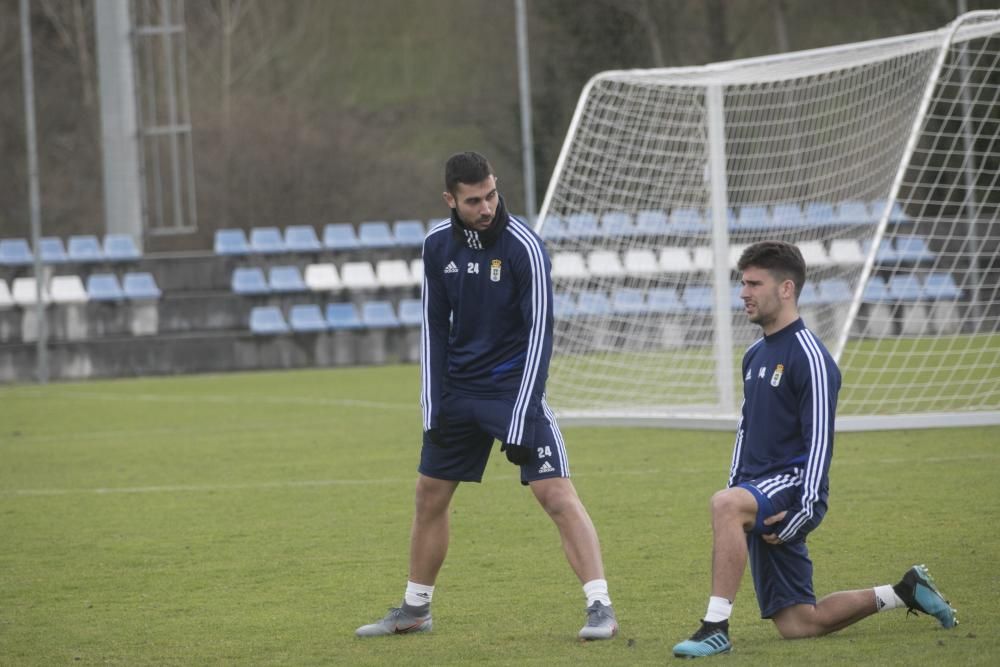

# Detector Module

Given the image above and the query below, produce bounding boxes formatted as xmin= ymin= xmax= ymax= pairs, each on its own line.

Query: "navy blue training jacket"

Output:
xmin=419 ymin=210 xmax=553 ymax=446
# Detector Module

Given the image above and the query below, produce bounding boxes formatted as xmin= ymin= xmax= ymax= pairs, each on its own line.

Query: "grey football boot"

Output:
xmin=355 ymin=603 xmax=432 ymax=637
xmin=578 ymin=601 xmax=618 ymax=640
xmin=893 ymin=564 xmax=958 ymax=629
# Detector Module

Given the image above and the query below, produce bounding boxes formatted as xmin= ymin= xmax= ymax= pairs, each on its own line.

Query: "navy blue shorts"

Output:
xmin=737 ymin=469 xmax=827 ymax=619
xmin=419 ymin=391 xmax=569 ymax=485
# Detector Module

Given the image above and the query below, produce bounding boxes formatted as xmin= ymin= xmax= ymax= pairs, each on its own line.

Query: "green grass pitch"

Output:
xmin=1 ymin=365 xmax=998 ymax=665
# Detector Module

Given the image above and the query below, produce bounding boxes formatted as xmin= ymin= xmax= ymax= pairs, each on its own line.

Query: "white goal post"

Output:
xmin=536 ymin=11 xmax=1000 ymax=431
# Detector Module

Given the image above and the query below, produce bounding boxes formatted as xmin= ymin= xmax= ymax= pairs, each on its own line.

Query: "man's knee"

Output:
xmin=772 ymin=606 xmax=820 ymax=639
xmin=531 ymin=478 xmax=582 ymax=517
xmin=414 ymin=475 xmax=456 ymax=517
xmin=710 ymin=487 xmax=757 ymax=525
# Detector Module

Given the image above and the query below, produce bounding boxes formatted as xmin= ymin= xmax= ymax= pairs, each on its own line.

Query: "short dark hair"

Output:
xmin=445 ymin=152 xmax=494 ymax=194
xmin=737 ymin=240 xmax=806 ymax=300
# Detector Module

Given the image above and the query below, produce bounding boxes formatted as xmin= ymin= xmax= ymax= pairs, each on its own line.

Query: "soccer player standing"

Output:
xmin=672 ymin=241 xmax=957 ymax=658
xmin=356 ymin=151 xmax=618 ymax=640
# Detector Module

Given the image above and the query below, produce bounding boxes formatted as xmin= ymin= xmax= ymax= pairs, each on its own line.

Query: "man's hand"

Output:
xmin=500 ymin=442 xmax=532 ymax=465
xmin=761 ymin=510 xmax=787 ymax=545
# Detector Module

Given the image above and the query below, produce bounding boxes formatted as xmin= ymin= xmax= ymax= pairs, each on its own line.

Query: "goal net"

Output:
xmin=537 ymin=11 xmax=1000 ymax=430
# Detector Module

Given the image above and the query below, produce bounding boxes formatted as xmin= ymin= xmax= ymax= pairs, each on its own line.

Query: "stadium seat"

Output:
xmin=539 ymin=215 xmax=567 ymax=241
xmin=0 ymin=238 xmax=33 ymax=266
xmin=862 ymin=275 xmax=890 ymax=302
xmin=288 ymin=304 xmax=328 ymax=332
xmin=38 ymin=237 xmax=68 ymax=264
xmin=659 ymin=247 xmax=695 ymax=273
xmin=304 ymin=263 xmax=341 ymax=291
xmin=894 ymin=236 xmax=936 ymax=263
xmin=398 ymin=298 xmax=423 ymax=326
xmin=358 ymin=221 xmax=397 ymax=249
xmin=362 ymin=300 xmax=400 ymax=328
xmin=249 ymin=306 xmax=289 ymax=335
xmin=86 ymin=273 xmax=125 ymax=301
xmin=68 ymin=235 xmax=104 ymax=263
xmin=888 ymin=273 xmax=923 ymax=301
xmin=553 ymin=292 xmax=576 ymax=319
xmin=623 ymin=249 xmax=660 ymax=275
xmin=587 ymin=250 xmax=625 ymax=278
xmin=836 ymin=201 xmax=871 ymax=225
xmin=566 ymin=213 xmax=599 ymax=240
xmin=268 ymin=265 xmax=307 ymax=293
xmin=691 ymin=247 xmax=713 ymax=272
xmin=923 ymin=272 xmax=961 ymax=300
xmin=12 ymin=277 xmax=49 ymax=305
xmin=828 ymin=239 xmax=865 ymax=265
xmin=683 ymin=285 xmax=714 ymax=311
xmin=0 ymin=279 xmax=12 ymax=309
xmin=376 ymin=259 xmax=415 ymax=288
xmin=49 ymin=275 xmax=88 ymax=304
xmin=551 ymin=252 xmax=589 ymax=280
xmin=819 ymin=278 xmax=852 ymax=304
xmin=804 ymin=202 xmax=837 ymax=227
xmin=600 ymin=212 xmax=633 ymax=236
xmin=635 ymin=210 xmax=670 ymax=236
xmin=647 ymin=287 xmax=683 ymax=313
xmin=103 ymin=234 xmax=141 ymax=261
xmin=862 ymin=238 xmax=898 ymax=264
xmin=869 ymin=199 xmax=909 ymax=225
xmin=771 ymin=203 xmax=805 ymax=229
xmin=575 ymin=290 xmax=611 ymax=316
xmin=798 ymin=282 xmax=821 ymax=306
xmin=326 ymin=302 xmax=363 ymax=330
xmin=728 ymin=244 xmax=748 ymax=268
xmin=736 ymin=205 xmax=770 ymax=231
xmin=409 ymin=258 xmax=424 ymax=285
xmin=122 ymin=272 xmax=162 ymax=300
xmin=231 ymin=267 xmax=270 ymax=295
xmin=393 ymin=220 xmax=426 ymax=247
xmin=798 ymin=240 xmax=833 ymax=267
xmin=250 ymin=227 xmax=286 ymax=254
xmin=670 ymin=208 xmax=705 ymax=234
xmin=214 ymin=228 xmax=251 ymax=255
xmin=284 ymin=225 xmax=322 ymax=253
xmin=323 ymin=223 xmax=361 ymax=251
xmin=730 ymin=284 xmax=746 ymax=310
xmin=340 ymin=261 xmax=378 ymax=290
xmin=612 ymin=288 xmax=645 ymax=314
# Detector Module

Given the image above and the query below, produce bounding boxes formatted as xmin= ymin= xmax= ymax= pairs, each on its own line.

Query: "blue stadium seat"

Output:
xmin=862 ymin=238 xmax=899 ymax=264
xmin=611 ymin=288 xmax=645 ymax=314
xmin=326 ymin=302 xmax=363 ymax=330
xmin=86 ymin=273 xmax=124 ymax=301
xmin=683 ymin=285 xmax=714 ymax=311
xmin=231 ymin=267 xmax=270 ymax=295
xmin=601 ymin=212 xmax=634 ymax=237
xmin=869 ymin=199 xmax=909 ymax=225
xmin=736 ymin=206 xmax=770 ymax=231
xmin=268 ymin=265 xmax=307 ymax=293
xmin=804 ymin=202 xmax=837 ymax=227
xmin=250 ymin=227 xmax=286 ymax=254
xmin=923 ymin=273 xmax=961 ymax=300
xmin=647 ymin=287 xmax=683 ymax=313
xmin=284 ymin=225 xmax=322 ymax=253
xmin=888 ymin=274 xmax=923 ymax=302
xmin=323 ymin=223 xmax=361 ymax=251
xmin=68 ymin=235 xmax=104 ymax=263
xmin=540 ymin=216 xmax=567 ymax=241
xmin=566 ymin=213 xmax=599 ymax=240
xmin=215 ymin=228 xmax=251 ymax=255
xmin=894 ymin=236 xmax=935 ymax=263
xmin=398 ymin=298 xmax=423 ymax=326
xmin=0 ymin=238 xmax=33 ymax=265
xmin=358 ymin=221 xmax=397 ymax=249
xmin=122 ymin=272 xmax=162 ymax=300
xmin=103 ymin=234 xmax=141 ymax=261
xmin=393 ymin=220 xmax=426 ymax=247
xmin=771 ymin=204 xmax=805 ymax=229
xmin=288 ymin=304 xmax=328 ymax=332
xmin=553 ymin=292 xmax=576 ymax=319
xmin=819 ymin=278 xmax=852 ymax=304
xmin=632 ymin=210 xmax=668 ymax=236
xmin=38 ymin=237 xmax=68 ymax=264
xmin=575 ymin=290 xmax=611 ymax=316
xmin=670 ymin=208 xmax=705 ymax=234
xmin=862 ymin=275 xmax=890 ymax=302
xmin=836 ymin=201 xmax=871 ymax=225
xmin=249 ymin=306 xmax=289 ymax=335
xmin=362 ymin=300 xmax=400 ymax=328
xmin=798 ymin=283 xmax=821 ymax=306
xmin=730 ymin=284 xmax=746 ymax=310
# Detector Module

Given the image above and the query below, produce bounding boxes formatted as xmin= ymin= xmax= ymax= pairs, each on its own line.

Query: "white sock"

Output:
xmin=874 ymin=585 xmax=904 ymax=612
xmin=404 ymin=581 xmax=434 ymax=608
xmin=704 ymin=596 xmax=733 ymax=623
xmin=583 ymin=579 xmax=612 ymax=607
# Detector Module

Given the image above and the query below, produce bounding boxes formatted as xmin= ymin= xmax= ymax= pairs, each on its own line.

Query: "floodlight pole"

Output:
xmin=20 ymin=0 xmax=48 ymax=383
xmin=515 ymin=0 xmax=537 ymax=223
